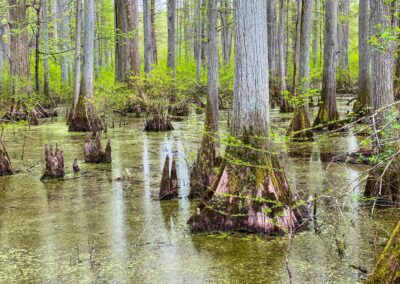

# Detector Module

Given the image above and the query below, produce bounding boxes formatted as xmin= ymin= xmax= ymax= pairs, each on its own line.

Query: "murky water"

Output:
xmin=0 ymin=98 xmax=399 ymax=283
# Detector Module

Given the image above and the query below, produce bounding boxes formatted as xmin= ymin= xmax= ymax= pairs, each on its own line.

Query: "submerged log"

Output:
xmin=189 ymin=153 xmax=303 ymax=235
xmin=0 ymin=142 xmax=13 ymax=176
xmin=83 ymin=133 xmax=112 ymax=163
xmin=41 ymin=144 xmax=65 ymax=179
xmin=144 ymin=115 xmax=174 ymax=132
xmin=366 ymin=220 xmax=400 ymax=283
xmin=159 ymin=155 xmax=179 ymax=200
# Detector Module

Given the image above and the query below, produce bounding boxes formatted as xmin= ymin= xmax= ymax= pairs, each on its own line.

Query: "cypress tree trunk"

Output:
xmin=8 ymin=0 xmax=30 ymax=89
xmin=190 ymin=0 xmax=302 ymax=235
xmin=288 ymin=0 xmax=314 ymax=141
xmin=143 ymin=0 xmax=154 ymax=73
xmin=220 ymin=0 xmax=232 ymax=66
xmin=278 ymin=0 xmax=292 ymax=113
xmin=312 ymin=0 xmax=319 ymax=67
xmin=195 ymin=0 xmax=202 ymax=82
xmin=353 ymin=0 xmax=371 ymax=116
xmin=57 ymin=0 xmax=71 ymax=85
xmin=167 ymin=0 xmax=176 ymax=73
xmin=314 ymin=0 xmax=340 ymax=130
xmin=267 ymin=0 xmax=278 ymax=99
xmin=114 ymin=0 xmax=140 ymax=84
xmin=190 ymin=0 xmax=219 ymax=199
xmin=337 ymin=0 xmax=350 ymax=93
xmin=41 ymin=0 xmax=50 ymax=97
xmin=150 ymin=0 xmax=158 ymax=65
xmin=364 ymin=0 xmax=398 ymax=204
xmin=69 ymin=0 xmax=100 ymax=132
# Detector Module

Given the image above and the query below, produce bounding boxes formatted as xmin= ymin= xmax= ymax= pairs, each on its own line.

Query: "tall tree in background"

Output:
xmin=195 ymin=0 xmax=202 ymax=82
xmin=353 ymin=0 xmax=371 ymax=116
xmin=279 ymin=0 xmax=291 ymax=113
xmin=41 ymin=0 xmax=50 ymax=97
xmin=288 ymin=0 xmax=314 ymax=141
xmin=190 ymin=0 xmax=219 ymax=199
xmin=314 ymin=0 xmax=340 ymax=129
xmin=114 ymin=0 xmax=140 ymax=84
xmin=8 ymin=0 xmax=30 ymax=91
xmin=167 ymin=0 xmax=176 ymax=73
xmin=190 ymin=0 xmax=301 ymax=235
xmin=312 ymin=0 xmax=319 ymax=67
xmin=267 ymin=0 xmax=278 ymax=98
xmin=220 ymin=0 xmax=232 ymax=66
xmin=151 ymin=0 xmax=157 ymax=65
xmin=56 ymin=0 xmax=71 ymax=84
xmin=143 ymin=0 xmax=154 ymax=73
xmin=69 ymin=0 xmax=99 ymax=132
xmin=337 ymin=0 xmax=350 ymax=92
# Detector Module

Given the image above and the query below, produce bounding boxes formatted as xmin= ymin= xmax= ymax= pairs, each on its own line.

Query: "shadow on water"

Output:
xmin=0 ymin=101 xmax=399 ymax=282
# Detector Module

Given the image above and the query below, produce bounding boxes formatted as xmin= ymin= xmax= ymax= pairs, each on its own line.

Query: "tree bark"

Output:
xmin=143 ymin=0 xmax=154 ymax=73
xmin=190 ymin=0 xmax=302 ymax=235
xmin=167 ymin=0 xmax=176 ymax=73
xmin=267 ymin=0 xmax=278 ymax=99
xmin=364 ymin=0 xmax=397 ymax=204
xmin=220 ymin=0 xmax=232 ymax=66
xmin=279 ymin=0 xmax=292 ymax=113
xmin=288 ymin=0 xmax=314 ymax=141
xmin=353 ymin=0 xmax=371 ymax=116
xmin=114 ymin=0 xmax=140 ymax=84
xmin=195 ymin=0 xmax=202 ymax=82
xmin=314 ymin=0 xmax=340 ymax=129
xmin=150 ymin=0 xmax=158 ymax=65
xmin=41 ymin=0 xmax=50 ymax=97
xmin=8 ymin=0 xmax=30 ymax=89
xmin=190 ymin=0 xmax=219 ymax=199
xmin=337 ymin=0 xmax=350 ymax=92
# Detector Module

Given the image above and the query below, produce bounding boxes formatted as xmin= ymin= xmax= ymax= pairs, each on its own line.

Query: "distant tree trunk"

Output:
xmin=41 ymin=0 xmax=50 ymax=97
xmin=190 ymin=0 xmax=219 ymax=198
xmin=183 ymin=0 xmax=190 ymax=62
xmin=279 ymin=0 xmax=292 ymax=113
xmin=267 ymin=0 xmax=278 ymax=99
xmin=353 ymin=0 xmax=371 ymax=116
xmin=150 ymin=0 xmax=158 ymax=65
xmin=57 ymin=0 xmax=71 ymax=85
xmin=220 ymin=0 xmax=232 ymax=66
xmin=34 ymin=3 xmax=41 ymax=94
xmin=314 ymin=0 xmax=340 ymax=129
xmin=364 ymin=0 xmax=397 ymax=205
xmin=167 ymin=0 xmax=176 ymax=73
xmin=8 ymin=0 xmax=30 ymax=90
xmin=69 ymin=0 xmax=99 ymax=132
xmin=337 ymin=0 xmax=350 ymax=92
xmin=72 ymin=0 xmax=82 ymax=110
xmin=195 ymin=0 xmax=202 ymax=82
xmin=143 ymin=0 xmax=154 ymax=73
xmin=190 ymin=0 xmax=302 ymax=235
xmin=114 ymin=0 xmax=140 ymax=84
xmin=312 ymin=0 xmax=319 ymax=67
xmin=288 ymin=0 xmax=314 ymax=141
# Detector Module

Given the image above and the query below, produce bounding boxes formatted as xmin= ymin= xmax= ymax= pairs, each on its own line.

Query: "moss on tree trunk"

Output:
xmin=366 ymin=220 xmax=400 ymax=283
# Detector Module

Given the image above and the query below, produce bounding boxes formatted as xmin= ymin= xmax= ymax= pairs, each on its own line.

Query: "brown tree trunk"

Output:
xmin=41 ymin=144 xmax=65 ymax=179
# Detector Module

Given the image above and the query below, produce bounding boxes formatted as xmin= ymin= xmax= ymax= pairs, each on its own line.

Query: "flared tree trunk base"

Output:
xmin=68 ymin=96 xmax=91 ymax=132
xmin=144 ymin=115 xmax=174 ymax=132
xmin=313 ymin=103 xmax=341 ymax=131
xmin=41 ymin=144 xmax=65 ymax=179
xmin=189 ymin=154 xmax=302 ymax=235
xmin=365 ymin=159 xmax=400 ymax=207
xmin=190 ymin=133 xmax=219 ymax=199
xmin=83 ymin=134 xmax=111 ymax=163
xmin=287 ymin=106 xmax=314 ymax=142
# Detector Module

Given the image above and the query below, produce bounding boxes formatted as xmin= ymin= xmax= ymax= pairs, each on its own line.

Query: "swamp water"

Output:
xmin=0 ymin=98 xmax=399 ymax=283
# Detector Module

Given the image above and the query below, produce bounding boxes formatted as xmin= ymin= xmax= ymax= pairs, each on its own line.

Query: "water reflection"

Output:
xmin=0 ymin=103 xmax=398 ymax=283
